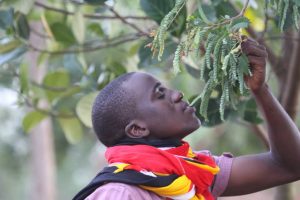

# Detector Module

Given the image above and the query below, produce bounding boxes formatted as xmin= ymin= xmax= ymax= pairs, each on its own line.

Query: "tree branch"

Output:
xmin=20 ymin=94 xmax=76 ymax=119
xmin=28 ymin=33 xmax=146 ymax=54
xmin=208 ymin=0 xmax=250 ymax=27
xmin=34 ymin=1 xmax=150 ymax=20
xmin=106 ymin=5 xmax=149 ymax=36
xmin=237 ymin=119 xmax=270 ymax=149
xmin=30 ymin=81 xmax=80 ymax=92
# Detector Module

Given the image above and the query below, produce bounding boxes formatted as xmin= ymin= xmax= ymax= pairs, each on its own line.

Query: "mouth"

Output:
xmin=182 ymin=102 xmax=196 ymax=113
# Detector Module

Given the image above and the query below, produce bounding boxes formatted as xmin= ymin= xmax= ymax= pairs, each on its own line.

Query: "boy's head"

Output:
xmin=92 ymin=72 xmax=200 ymax=146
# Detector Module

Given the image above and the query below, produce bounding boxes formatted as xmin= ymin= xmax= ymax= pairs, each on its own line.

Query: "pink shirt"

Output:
xmin=86 ymin=153 xmax=233 ymax=200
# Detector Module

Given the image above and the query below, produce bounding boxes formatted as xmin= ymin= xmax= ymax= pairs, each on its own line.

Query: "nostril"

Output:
xmin=180 ymin=92 xmax=184 ymax=99
xmin=172 ymin=91 xmax=184 ymax=103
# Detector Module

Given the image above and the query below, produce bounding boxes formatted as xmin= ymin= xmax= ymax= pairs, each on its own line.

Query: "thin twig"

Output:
xmin=34 ymin=2 xmax=150 ymax=20
xmin=28 ymin=33 xmax=145 ymax=54
xmin=258 ymin=1 xmax=270 ymax=41
xmin=106 ymin=5 xmax=149 ymax=36
xmin=264 ymin=35 xmax=300 ymax=41
xmin=30 ymin=25 xmax=51 ymax=39
xmin=208 ymin=0 xmax=250 ymax=28
xmin=30 ymin=81 xmax=80 ymax=92
xmin=236 ymin=119 xmax=270 ymax=149
xmin=20 ymin=93 xmax=76 ymax=118
xmin=240 ymin=0 xmax=250 ymax=16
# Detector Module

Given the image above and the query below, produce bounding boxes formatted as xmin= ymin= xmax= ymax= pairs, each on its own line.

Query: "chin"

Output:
xmin=181 ymin=121 xmax=200 ymax=136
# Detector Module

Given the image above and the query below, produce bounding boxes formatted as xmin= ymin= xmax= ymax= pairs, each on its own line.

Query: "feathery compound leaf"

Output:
xmin=198 ymin=3 xmax=210 ymax=24
xmin=222 ymin=54 xmax=230 ymax=75
xmin=200 ymin=79 xmax=216 ymax=121
xmin=229 ymin=53 xmax=238 ymax=84
xmin=229 ymin=17 xmax=250 ymax=32
xmin=204 ymin=33 xmax=218 ymax=69
xmin=237 ymin=64 xmax=245 ymax=95
xmin=212 ymin=34 xmax=226 ymax=82
xmin=185 ymin=27 xmax=197 ymax=56
xmin=173 ymin=43 xmax=184 ymax=75
xmin=280 ymin=0 xmax=289 ymax=31
xmin=219 ymin=89 xmax=226 ymax=121
xmin=152 ymin=0 xmax=187 ymax=60
xmin=193 ymin=28 xmax=207 ymax=52
xmin=293 ymin=4 xmax=300 ymax=30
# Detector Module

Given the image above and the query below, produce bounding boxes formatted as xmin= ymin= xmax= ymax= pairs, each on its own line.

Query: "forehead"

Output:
xmin=122 ymin=72 xmax=158 ymax=95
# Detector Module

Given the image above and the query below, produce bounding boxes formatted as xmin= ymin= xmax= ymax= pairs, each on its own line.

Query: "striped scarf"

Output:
xmin=105 ymin=141 xmax=220 ymax=200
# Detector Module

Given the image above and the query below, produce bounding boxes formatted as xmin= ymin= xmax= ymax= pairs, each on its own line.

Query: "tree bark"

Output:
xmin=29 ymin=114 xmax=56 ymax=200
xmin=275 ymin=30 xmax=300 ymax=200
xmin=28 ymin=20 xmax=57 ymax=200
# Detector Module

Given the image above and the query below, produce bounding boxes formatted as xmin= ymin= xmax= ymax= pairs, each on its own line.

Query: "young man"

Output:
xmin=73 ymin=39 xmax=300 ymax=200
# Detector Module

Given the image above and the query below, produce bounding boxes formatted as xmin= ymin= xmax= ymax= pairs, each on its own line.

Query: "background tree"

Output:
xmin=0 ymin=0 xmax=299 ymax=199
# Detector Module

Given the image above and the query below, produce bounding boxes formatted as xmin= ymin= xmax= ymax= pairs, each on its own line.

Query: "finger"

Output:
xmin=244 ymin=37 xmax=258 ymax=44
xmin=247 ymin=55 xmax=267 ymax=66
xmin=242 ymin=43 xmax=268 ymax=58
xmin=241 ymin=39 xmax=265 ymax=49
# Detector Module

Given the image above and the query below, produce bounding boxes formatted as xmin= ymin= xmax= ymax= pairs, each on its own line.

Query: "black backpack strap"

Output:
xmin=72 ymin=166 xmax=179 ymax=200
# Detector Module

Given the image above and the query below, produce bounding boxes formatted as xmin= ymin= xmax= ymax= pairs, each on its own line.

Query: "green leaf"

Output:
xmin=22 ymin=111 xmax=48 ymax=132
xmin=44 ymin=10 xmax=65 ymax=26
xmin=294 ymin=0 xmax=300 ymax=6
xmin=215 ymin=1 xmax=238 ymax=18
xmin=198 ymin=3 xmax=210 ymax=24
xmin=4 ymin=0 xmax=34 ymax=14
xmin=37 ymin=52 xmax=49 ymax=66
xmin=238 ymin=53 xmax=250 ymax=74
xmin=19 ymin=63 xmax=29 ymax=94
xmin=140 ymin=0 xmax=186 ymax=36
xmin=239 ymin=98 xmax=263 ymax=124
xmin=185 ymin=63 xmax=200 ymax=79
xmin=72 ymin=10 xmax=85 ymax=44
xmin=0 ymin=39 xmax=22 ymax=54
xmin=110 ymin=62 xmax=127 ymax=76
xmin=87 ymin=23 xmax=104 ymax=37
xmin=138 ymin=39 xmax=177 ymax=68
xmin=15 ymin=12 xmax=30 ymax=39
xmin=63 ymin=54 xmax=83 ymax=82
xmin=42 ymin=70 xmax=70 ymax=102
xmin=50 ymin=22 xmax=77 ymax=46
xmin=0 ymin=8 xmax=14 ymax=30
xmin=229 ymin=17 xmax=250 ymax=32
xmin=140 ymin=0 xmax=174 ymax=24
xmin=84 ymin=0 xmax=107 ymax=5
xmin=0 ymin=46 xmax=27 ymax=66
xmin=189 ymin=95 xmax=228 ymax=127
xmin=76 ymin=92 xmax=98 ymax=127
xmin=58 ymin=117 xmax=83 ymax=144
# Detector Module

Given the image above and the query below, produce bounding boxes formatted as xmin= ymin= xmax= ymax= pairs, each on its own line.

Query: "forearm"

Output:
xmin=252 ymin=84 xmax=300 ymax=174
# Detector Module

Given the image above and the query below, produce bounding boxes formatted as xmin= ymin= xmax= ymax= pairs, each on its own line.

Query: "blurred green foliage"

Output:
xmin=0 ymin=0 xmax=299 ymax=199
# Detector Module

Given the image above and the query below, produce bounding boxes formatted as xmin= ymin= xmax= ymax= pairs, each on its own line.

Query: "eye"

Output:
xmin=155 ymin=87 xmax=165 ymax=99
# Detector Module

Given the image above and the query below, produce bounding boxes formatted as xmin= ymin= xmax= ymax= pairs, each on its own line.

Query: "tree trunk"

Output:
xmin=28 ymin=20 xmax=57 ymax=200
xmin=275 ymin=30 xmax=300 ymax=200
xmin=29 ymin=114 xmax=56 ymax=200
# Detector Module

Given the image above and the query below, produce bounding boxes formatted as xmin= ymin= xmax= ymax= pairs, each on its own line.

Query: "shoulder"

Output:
xmin=195 ymin=150 xmax=234 ymax=197
xmin=85 ymin=182 xmax=164 ymax=200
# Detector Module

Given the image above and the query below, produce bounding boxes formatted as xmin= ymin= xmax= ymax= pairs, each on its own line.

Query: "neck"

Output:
xmin=114 ymin=137 xmax=182 ymax=147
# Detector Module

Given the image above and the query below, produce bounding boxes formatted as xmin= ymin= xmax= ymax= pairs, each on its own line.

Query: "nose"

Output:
xmin=171 ymin=90 xmax=184 ymax=103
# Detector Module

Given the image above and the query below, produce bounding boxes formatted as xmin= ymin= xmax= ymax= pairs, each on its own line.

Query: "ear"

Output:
xmin=125 ymin=120 xmax=150 ymax=138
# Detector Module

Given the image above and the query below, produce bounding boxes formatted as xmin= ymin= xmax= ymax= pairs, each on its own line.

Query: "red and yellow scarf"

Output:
xmin=105 ymin=141 xmax=220 ymax=200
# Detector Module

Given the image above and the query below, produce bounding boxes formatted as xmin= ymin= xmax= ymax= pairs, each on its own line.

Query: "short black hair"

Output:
xmin=92 ymin=72 xmax=137 ymax=146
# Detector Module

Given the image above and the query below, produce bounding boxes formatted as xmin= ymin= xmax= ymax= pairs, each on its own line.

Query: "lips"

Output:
xmin=181 ymin=102 xmax=196 ymax=113
xmin=181 ymin=101 xmax=188 ymax=111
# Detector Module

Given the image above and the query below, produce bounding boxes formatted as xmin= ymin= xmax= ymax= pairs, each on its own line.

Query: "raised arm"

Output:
xmin=222 ymin=39 xmax=300 ymax=196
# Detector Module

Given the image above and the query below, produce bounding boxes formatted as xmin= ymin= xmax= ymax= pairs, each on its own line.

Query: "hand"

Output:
xmin=241 ymin=37 xmax=268 ymax=93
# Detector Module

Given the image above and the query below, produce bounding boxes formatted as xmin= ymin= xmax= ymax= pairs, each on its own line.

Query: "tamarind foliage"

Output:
xmin=268 ymin=0 xmax=300 ymax=31
xmin=150 ymin=0 xmax=300 ymax=123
